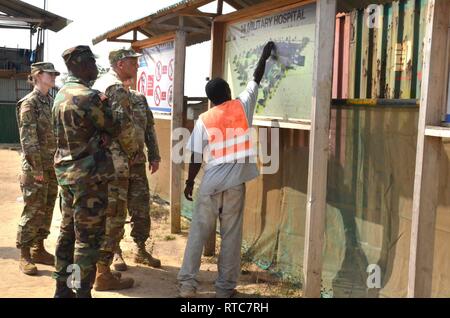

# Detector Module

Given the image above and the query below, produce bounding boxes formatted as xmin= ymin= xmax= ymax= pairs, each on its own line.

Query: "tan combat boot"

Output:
xmin=19 ymin=247 xmax=38 ymax=275
xmin=111 ymin=247 xmax=127 ymax=272
xmin=31 ymin=240 xmax=55 ymax=266
xmin=111 ymin=270 xmax=122 ymax=279
xmin=93 ymin=263 xmax=134 ymax=291
xmin=134 ymin=242 xmax=161 ymax=268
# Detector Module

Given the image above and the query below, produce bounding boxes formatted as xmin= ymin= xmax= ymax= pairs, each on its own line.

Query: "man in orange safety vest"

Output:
xmin=178 ymin=41 xmax=275 ymax=298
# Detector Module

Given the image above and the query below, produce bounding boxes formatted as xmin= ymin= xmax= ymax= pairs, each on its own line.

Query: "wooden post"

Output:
xmin=170 ymin=29 xmax=186 ymax=234
xmin=217 ymin=0 xmax=223 ymax=15
xmin=303 ymin=0 xmax=336 ymax=298
xmin=202 ymin=20 xmax=226 ymax=257
xmin=210 ymin=21 xmax=226 ymax=81
xmin=407 ymin=0 xmax=450 ymax=298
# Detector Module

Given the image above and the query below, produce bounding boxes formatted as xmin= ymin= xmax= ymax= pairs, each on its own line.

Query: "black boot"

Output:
xmin=54 ymin=280 xmax=76 ymax=298
xmin=75 ymin=288 xmax=92 ymax=298
xmin=75 ymin=271 xmax=95 ymax=298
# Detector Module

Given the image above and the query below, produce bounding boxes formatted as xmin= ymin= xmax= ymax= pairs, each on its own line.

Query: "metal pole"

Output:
xmin=29 ymin=27 xmax=32 ymax=51
xmin=43 ymin=0 xmax=47 ymax=61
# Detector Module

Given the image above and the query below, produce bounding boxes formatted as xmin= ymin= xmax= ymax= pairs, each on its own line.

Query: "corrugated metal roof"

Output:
xmin=0 ymin=0 xmax=71 ymax=32
xmin=92 ymin=0 xmax=268 ymax=46
xmin=0 ymin=78 xmax=30 ymax=102
xmin=92 ymin=0 xmax=398 ymax=46
xmin=92 ymin=0 xmax=215 ymax=45
xmin=337 ymin=0 xmax=396 ymax=13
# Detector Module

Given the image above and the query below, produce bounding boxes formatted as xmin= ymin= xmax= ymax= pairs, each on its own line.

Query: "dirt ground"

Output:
xmin=0 ymin=147 xmax=299 ymax=298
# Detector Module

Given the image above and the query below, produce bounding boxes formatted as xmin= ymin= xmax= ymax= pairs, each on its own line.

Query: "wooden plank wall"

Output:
xmin=333 ymin=13 xmax=350 ymax=98
xmin=303 ymin=0 xmax=337 ymax=298
xmin=408 ymin=0 xmax=450 ymax=297
xmin=333 ymin=0 xmax=429 ymax=99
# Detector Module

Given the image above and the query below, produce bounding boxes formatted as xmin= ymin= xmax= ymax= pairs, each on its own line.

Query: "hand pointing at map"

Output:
xmin=253 ymin=41 xmax=276 ymax=85
xmin=262 ymin=41 xmax=275 ymax=60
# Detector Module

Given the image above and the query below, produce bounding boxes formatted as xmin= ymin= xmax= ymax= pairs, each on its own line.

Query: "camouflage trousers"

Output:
xmin=16 ymin=169 xmax=58 ymax=248
xmin=53 ymin=182 xmax=108 ymax=290
xmin=128 ymin=163 xmax=150 ymax=244
xmin=97 ymin=163 xmax=151 ymax=265
xmin=98 ymin=177 xmax=128 ymax=266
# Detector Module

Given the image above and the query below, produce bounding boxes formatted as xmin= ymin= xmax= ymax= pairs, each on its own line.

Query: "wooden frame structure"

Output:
xmin=302 ymin=0 xmax=336 ymax=298
xmin=209 ymin=0 xmax=450 ymax=298
xmin=210 ymin=0 xmax=336 ymax=297
xmin=0 ymin=0 xmax=71 ymax=32
xmin=93 ymin=0 xmax=268 ymax=238
xmin=132 ymin=28 xmax=187 ymax=235
xmin=95 ymin=0 xmax=220 ymax=236
xmin=93 ymin=0 xmax=450 ymax=298
xmin=212 ymin=0 xmax=318 ymax=130
xmin=407 ymin=0 xmax=450 ymax=298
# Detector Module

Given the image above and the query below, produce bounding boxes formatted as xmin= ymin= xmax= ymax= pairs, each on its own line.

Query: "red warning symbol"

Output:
xmin=155 ymin=61 xmax=162 ymax=81
xmin=154 ymin=85 xmax=161 ymax=106
xmin=147 ymin=75 xmax=154 ymax=96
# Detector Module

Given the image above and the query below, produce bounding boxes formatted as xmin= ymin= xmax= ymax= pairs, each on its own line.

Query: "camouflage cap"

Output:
xmin=62 ymin=45 xmax=97 ymax=64
xmin=109 ymin=48 xmax=142 ymax=65
xmin=30 ymin=62 xmax=60 ymax=76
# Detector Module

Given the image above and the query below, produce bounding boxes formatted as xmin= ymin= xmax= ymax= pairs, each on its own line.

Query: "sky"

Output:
xmin=0 ymin=0 xmax=234 ymax=96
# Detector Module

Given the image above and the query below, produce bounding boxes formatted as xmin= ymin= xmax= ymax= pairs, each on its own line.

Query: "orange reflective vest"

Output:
xmin=200 ymin=99 xmax=255 ymax=166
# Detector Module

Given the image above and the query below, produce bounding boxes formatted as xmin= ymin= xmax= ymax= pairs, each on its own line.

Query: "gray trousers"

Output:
xmin=178 ymin=183 xmax=245 ymax=292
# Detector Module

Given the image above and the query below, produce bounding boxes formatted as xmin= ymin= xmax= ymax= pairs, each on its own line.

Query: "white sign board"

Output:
xmin=223 ymin=3 xmax=316 ymax=121
xmin=137 ymin=41 xmax=175 ymax=114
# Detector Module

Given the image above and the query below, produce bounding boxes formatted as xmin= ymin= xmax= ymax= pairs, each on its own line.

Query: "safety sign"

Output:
xmin=137 ymin=40 xmax=175 ymax=114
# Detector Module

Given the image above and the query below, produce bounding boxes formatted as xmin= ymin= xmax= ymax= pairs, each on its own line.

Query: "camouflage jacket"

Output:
xmin=16 ymin=88 xmax=57 ymax=176
xmin=129 ymin=90 xmax=161 ymax=164
xmin=93 ymin=70 xmax=138 ymax=178
xmin=52 ymin=75 xmax=116 ymax=185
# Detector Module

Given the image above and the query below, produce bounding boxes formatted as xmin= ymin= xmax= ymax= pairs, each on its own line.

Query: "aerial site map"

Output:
xmin=223 ymin=2 xmax=316 ymax=121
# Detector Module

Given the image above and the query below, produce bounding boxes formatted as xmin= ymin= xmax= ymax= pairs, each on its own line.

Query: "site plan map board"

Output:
xmin=223 ymin=2 xmax=316 ymax=121
xmin=137 ymin=41 xmax=175 ymax=115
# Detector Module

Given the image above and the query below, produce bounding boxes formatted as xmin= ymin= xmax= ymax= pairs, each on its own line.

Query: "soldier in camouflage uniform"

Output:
xmin=111 ymin=86 xmax=162 ymax=272
xmin=52 ymin=46 xmax=120 ymax=298
xmin=16 ymin=62 xmax=60 ymax=276
xmin=91 ymin=48 xmax=140 ymax=291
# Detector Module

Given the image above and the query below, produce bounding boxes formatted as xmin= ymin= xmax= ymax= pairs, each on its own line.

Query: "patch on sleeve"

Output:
xmin=19 ymin=102 xmax=33 ymax=115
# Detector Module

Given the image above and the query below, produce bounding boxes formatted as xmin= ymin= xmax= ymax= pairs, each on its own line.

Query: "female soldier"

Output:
xmin=16 ymin=62 xmax=59 ymax=275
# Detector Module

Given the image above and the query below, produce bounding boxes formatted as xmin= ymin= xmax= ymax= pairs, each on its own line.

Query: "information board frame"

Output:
xmin=212 ymin=0 xmax=317 ymax=130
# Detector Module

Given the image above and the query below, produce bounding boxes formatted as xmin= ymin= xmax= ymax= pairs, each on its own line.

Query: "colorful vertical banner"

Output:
xmin=137 ymin=41 xmax=175 ymax=114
